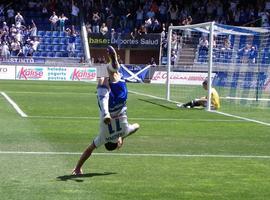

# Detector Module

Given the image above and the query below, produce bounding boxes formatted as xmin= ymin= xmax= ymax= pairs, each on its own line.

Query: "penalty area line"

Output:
xmin=0 ymin=151 xmax=270 ymax=159
xmin=212 ymin=110 xmax=270 ymax=127
xmin=0 ymin=92 xmax=28 ymax=117
xmin=27 ymin=115 xmax=246 ymax=122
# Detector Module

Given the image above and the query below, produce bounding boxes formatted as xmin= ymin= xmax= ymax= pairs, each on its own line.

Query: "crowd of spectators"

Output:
xmin=82 ymin=0 xmax=270 ymax=36
xmin=0 ymin=12 xmax=39 ymax=58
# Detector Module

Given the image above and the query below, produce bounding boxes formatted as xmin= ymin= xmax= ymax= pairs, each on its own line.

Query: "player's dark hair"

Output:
xmin=104 ymin=142 xmax=118 ymax=151
xmin=202 ymin=80 xmax=208 ymax=86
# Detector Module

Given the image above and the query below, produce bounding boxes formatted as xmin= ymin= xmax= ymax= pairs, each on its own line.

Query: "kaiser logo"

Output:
xmin=71 ymin=68 xmax=96 ymax=81
xmin=17 ymin=67 xmax=44 ymax=80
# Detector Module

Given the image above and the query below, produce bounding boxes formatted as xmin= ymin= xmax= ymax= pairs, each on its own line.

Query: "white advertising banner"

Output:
xmin=0 ymin=65 xmax=16 ymax=80
xmin=15 ymin=66 xmax=97 ymax=81
xmin=151 ymin=71 xmax=215 ymax=85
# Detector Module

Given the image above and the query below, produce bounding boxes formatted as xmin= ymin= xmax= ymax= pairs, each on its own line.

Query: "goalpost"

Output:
xmin=166 ymin=22 xmax=270 ymax=124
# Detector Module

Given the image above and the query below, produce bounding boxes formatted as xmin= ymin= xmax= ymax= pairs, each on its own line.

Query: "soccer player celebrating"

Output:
xmin=177 ymin=80 xmax=220 ymax=110
xmin=72 ymin=46 xmax=140 ymax=175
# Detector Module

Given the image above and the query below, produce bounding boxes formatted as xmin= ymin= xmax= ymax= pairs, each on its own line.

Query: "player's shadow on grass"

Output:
xmin=138 ymin=98 xmax=174 ymax=110
xmin=57 ymin=172 xmax=117 ymax=182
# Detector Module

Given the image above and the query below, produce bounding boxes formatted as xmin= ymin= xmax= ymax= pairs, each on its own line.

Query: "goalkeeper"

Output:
xmin=72 ymin=46 xmax=140 ymax=175
xmin=177 ymin=80 xmax=220 ymax=110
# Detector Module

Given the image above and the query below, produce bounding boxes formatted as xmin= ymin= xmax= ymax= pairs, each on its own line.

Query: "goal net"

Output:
xmin=165 ymin=22 xmax=270 ymax=125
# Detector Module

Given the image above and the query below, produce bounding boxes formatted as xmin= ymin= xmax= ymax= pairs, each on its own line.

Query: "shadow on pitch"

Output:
xmin=57 ymin=172 xmax=117 ymax=182
xmin=138 ymin=98 xmax=174 ymax=110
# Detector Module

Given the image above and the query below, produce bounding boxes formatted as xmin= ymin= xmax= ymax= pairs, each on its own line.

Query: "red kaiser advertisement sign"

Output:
xmin=68 ymin=67 xmax=97 ymax=81
xmin=151 ymin=71 xmax=215 ymax=85
xmin=16 ymin=66 xmax=47 ymax=80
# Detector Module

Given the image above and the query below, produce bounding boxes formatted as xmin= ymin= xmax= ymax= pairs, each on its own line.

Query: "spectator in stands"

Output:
xmin=151 ymin=18 xmax=161 ymax=33
xmin=223 ymin=37 xmax=231 ymax=50
xmin=22 ymin=38 xmax=31 ymax=57
xmin=85 ymin=22 xmax=92 ymax=34
xmin=258 ymin=9 xmax=270 ymax=27
xmin=66 ymin=28 xmax=76 ymax=57
xmin=158 ymin=2 xmax=168 ymax=23
xmin=10 ymin=24 xmax=17 ymax=38
xmin=135 ymin=6 xmax=144 ymax=28
xmin=59 ymin=13 xmax=68 ymax=32
xmin=1 ymin=41 xmax=10 ymax=59
xmin=130 ymin=27 xmax=139 ymax=39
xmin=238 ymin=44 xmax=251 ymax=63
xmin=2 ymin=22 xmax=9 ymax=32
xmin=71 ymin=0 xmax=80 ymax=25
xmin=49 ymin=11 xmax=58 ymax=31
xmin=30 ymin=20 xmax=37 ymax=37
xmin=100 ymin=23 xmax=108 ymax=35
xmin=149 ymin=56 xmax=157 ymax=67
xmin=15 ymin=12 xmax=24 ymax=28
xmin=92 ymin=11 xmax=100 ymax=33
xmin=168 ymin=4 xmax=179 ymax=25
xmin=199 ymin=36 xmax=209 ymax=52
xmin=42 ymin=4 xmax=48 ymax=18
xmin=30 ymin=37 xmax=40 ymax=56
xmin=10 ymin=39 xmax=21 ymax=56
xmin=249 ymin=46 xmax=257 ymax=64
xmin=171 ymin=50 xmax=177 ymax=65
xmin=138 ymin=24 xmax=147 ymax=35
xmin=6 ymin=7 xmax=15 ymax=25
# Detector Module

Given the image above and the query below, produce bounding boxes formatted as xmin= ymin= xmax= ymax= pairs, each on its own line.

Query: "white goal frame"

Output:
xmin=166 ymin=21 xmax=215 ymax=111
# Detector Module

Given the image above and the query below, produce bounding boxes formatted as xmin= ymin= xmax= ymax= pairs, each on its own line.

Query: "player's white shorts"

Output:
xmin=93 ymin=113 xmax=136 ymax=148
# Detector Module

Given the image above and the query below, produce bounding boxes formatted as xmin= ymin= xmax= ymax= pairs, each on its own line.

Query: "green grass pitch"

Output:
xmin=0 ymin=80 xmax=270 ymax=200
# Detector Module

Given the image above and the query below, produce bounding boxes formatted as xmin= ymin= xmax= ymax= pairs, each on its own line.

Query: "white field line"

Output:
xmin=0 ymin=92 xmax=28 ymax=117
xmin=222 ymin=96 xmax=270 ymax=101
xmin=129 ymin=90 xmax=270 ymax=127
xmin=27 ymin=115 xmax=245 ymax=122
xmin=129 ymin=90 xmax=180 ymax=104
xmin=212 ymin=110 xmax=270 ymax=126
xmin=4 ymin=91 xmax=95 ymax=95
xmin=0 ymin=151 xmax=270 ymax=159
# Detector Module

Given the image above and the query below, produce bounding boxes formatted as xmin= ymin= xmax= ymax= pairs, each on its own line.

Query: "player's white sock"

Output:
xmin=97 ymin=86 xmax=110 ymax=118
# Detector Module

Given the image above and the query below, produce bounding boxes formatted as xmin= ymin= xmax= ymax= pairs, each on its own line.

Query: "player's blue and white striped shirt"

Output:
xmin=109 ymin=79 xmax=127 ymax=117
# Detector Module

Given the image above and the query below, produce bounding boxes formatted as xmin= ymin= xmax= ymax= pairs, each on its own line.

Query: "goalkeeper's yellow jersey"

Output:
xmin=211 ymin=88 xmax=220 ymax=109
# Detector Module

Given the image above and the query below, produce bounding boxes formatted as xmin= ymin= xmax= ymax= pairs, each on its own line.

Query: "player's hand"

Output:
xmin=117 ymin=137 xmax=124 ymax=149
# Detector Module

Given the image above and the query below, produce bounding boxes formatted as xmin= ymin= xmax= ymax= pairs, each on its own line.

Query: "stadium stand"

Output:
xmin=0 ymin=0 xmax=270 ymax=61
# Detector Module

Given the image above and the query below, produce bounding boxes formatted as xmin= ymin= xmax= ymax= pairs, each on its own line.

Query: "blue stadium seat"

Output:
xmin=33 ymin=52 xmax=41 ymax=57
xmin=38 ymin=45 xmax=46 ymax=51
xmin=53 ymin=45 xmax=61 ymax=51
xmin=60 ymin=45 xmax=67 ymax=51
xmin=59 ymin=31 xmax=66 ymax=37
xmin=45 ymin=31 xmax=52 ymax=37
xmin=37 ymin=31 xmax=45 ymax=37
xmin=75 ymin=37 xmax=81 ymax=44
xmin=76 ymin=45 xmax=82 ymax=51
xmin=46 ymin=45 xmax=53 ymax=51
xmin=55 ymin=52 xmax=63 ymax=57
xmin=52 ymin=38 xmax=60 ymax=44
xmin=41 ymin=52 xmax=47 ymax=57
xmin=52 ymin=31 xmax=59 ymax=37
xmin=60 ymin=38 xmax=68 ymax=44
xmin=62 ymin=52 xmax=68 ymax=57
xmin=47 ymin=52 xmax=55 ymax=57
xmin=76 ymin=52 xmax=84 ymax=58
xmin=44 ymin=38 xmax=52 ymax=44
